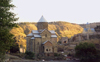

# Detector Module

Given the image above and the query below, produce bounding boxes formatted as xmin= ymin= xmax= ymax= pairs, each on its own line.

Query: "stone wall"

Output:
xmin=34 ymin=38 xmax=41 ymax=54
xmin=37 ymin=22 xmax=48 ymax=31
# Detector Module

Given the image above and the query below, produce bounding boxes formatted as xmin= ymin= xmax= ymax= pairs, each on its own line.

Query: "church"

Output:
xmin=26 ymin=16 xmax=57 ymax=57
xmin=82 ymin=22 xmax=95 ymax=34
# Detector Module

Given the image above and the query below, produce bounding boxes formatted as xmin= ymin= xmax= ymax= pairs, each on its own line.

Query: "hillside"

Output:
xmin=10 ymin=21 xmax=83 ymax=48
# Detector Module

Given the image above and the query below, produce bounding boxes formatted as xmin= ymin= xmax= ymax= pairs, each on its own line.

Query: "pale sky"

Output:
xmin=12 ymin=0 xmax=100 ymax=24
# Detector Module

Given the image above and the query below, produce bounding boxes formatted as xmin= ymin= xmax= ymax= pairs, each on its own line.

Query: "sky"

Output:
xmin=12 ymin=0 xmax=100 ymax=24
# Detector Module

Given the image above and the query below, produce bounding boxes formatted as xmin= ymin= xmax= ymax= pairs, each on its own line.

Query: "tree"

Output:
xmin=10 ymin=43 xmax=19 ymax=53
xmin=0 ymin=0 xmax=18 ymax=61
xmin=75 ymin=42 xmax=100 ymax=62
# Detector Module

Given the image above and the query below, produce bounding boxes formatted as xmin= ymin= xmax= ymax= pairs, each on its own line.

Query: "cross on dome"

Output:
xmin=38 ymin=16 xmax=47 ymax=22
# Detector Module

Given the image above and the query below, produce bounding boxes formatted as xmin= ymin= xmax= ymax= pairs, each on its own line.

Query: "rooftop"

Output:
xmin=38 ymin=16 xmax=47 ymax=22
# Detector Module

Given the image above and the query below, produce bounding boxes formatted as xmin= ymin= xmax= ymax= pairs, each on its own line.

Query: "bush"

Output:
xmin=25 ymin=51 xmax=35 ymax=59
xmin=54 ymin=53 xmax=60 ymax=56
xmin=10 ymin=44 xmax=19 ymax=53
xmin=75 ymin=42 xmax=100 ymax=62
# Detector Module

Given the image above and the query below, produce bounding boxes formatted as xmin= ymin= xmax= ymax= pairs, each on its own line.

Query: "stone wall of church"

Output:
xmin=51 ymin=38 xmax=57 ymax=53
xmin=26 ymin=36 xmax=32 ymax=51
xmin=29 ymin=39 xmax=34 ymax=52
xmin=26 ymin=37 xmax=35 ymax=52
xmin=34 ymin=38 xmax=41 ymax=54
xmin=44 ymin=42 xmax=53 ymax=53
xmin=37 ymin=22 xmax=48 ymax=31
xmin=41 ymin=30 xmax=51 ymax=43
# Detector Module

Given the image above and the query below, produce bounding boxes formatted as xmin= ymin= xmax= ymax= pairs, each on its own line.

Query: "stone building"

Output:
xmin=94 ymin=25 xmax=100 ymax=32
xmin=82 ymin=22 xmax=95 ymax=34
xmin=71 ymin=22 xmax=96 ymax=42
xmin=61 ymin=37 xmax=68 ymax=44
xmin=26 ymin=16 xmax=57 ymax=57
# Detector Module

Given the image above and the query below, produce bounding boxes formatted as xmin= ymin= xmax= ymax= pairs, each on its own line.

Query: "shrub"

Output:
xmin=75 ymin=42 xmax=100 ymax=62
xmin=25 ymin=51 xmax=35 ymax=59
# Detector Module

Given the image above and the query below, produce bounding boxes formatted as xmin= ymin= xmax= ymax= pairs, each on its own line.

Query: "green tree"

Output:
xmin=0 ymin=0 xmax=18 ymax=61
xmin=75 ymin=42 xmax=100 ymax=62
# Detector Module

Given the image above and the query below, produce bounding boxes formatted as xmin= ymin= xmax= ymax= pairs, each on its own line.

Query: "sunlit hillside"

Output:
xmin=52 ymin=21 xmax=83 ymax=38
xmin=10 ymin=26 xmax=26 ymax=48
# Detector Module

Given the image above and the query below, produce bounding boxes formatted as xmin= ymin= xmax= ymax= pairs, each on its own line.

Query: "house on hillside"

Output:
xmin=26 ymin=16 xmax=58 ymax=57
xmin=94 ymin=25 xmax=100 ymax=32
xmin=82 ymin=22 xmax=95 ymax=34
xmin=61 ymin=37 xmax=68 ymax=44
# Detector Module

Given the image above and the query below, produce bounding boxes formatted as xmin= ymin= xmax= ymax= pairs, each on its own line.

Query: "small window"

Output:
xmin=45 ymin=34 xmax=47 ymax=37
xmin=49 ymin=49 xmax=51 ymax=51
xmin=37 ymin=42 xmax=39 ymax=45
xmin=64 ymin=41 xmax=66 ymax=43
xmin=46 ymin=49 xmax=48 ymax=51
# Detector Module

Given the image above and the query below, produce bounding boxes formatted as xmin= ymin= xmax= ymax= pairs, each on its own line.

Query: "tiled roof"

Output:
xmin=34 ymin=35 xmax=41 ymax=37
xmin=91 ymin=28 xmax=95 ymax=32
xmin=84 ymin=28 xmax=95 ymax=32
xmin=49 ymin=30 xmax=56 ymax=34
xmin=51 ymin=35 xmax=57 ymax=37
xmin=31 ymin=37 xmax=35 ymax=39
xmin=27 ymin=33 xmax=33 ymax=36
xmin=86 ymin=22 xmax=90 ymax=25
xmin=42 ymin=41 xmax=52 ymax=44
xmin=40 ymin=29 xmax=46 ymax=33
xmin=84 ymin=28 xmax=88 ymax=31
xmin=32 ymin=30 xmax=39 ymax=33
xmin=38 ymin=16 xmax=47 ymax=22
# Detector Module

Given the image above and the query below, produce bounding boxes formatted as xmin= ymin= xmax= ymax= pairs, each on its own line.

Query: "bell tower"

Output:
xmin=37 ymin=16 xmax=48 ymax=32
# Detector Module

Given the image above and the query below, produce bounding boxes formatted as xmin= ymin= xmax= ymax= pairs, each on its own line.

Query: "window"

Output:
xmin=45 ymin=34 xmax=47 ymax=37
xmin=64 ymin=41 xmax=66 ymax=43
xmin=49 ymin=49 xmax=51 ymax=51
xmin=46 ymin=49 xmax=48 ymax=51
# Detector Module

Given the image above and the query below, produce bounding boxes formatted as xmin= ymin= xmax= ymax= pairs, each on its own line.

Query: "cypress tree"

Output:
xmin=0 ymin=0 xmax=18 ymax=61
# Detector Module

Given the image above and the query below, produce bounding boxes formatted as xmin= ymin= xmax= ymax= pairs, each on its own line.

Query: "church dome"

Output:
xmin=38 ymin=16 xmax=47 ymax=22
xmin=37 ymin=16 xmax=48 ymax=31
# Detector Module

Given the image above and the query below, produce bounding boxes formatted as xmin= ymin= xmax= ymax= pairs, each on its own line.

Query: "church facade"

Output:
xmin=26 ymin=16 xmax=57 ymax=57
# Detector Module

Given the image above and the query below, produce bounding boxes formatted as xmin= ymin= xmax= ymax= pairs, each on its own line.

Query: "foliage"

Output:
xmin=54 ymin=53 xmax=60 ymax=56
xmin=57 ymin=41 xmax=61 ymax=44
xmin=67 ymin=53 xmax=72 ymax=56
xmin=75 ymin=42 xmax=100 ymax=62
xmin=10 ymin=43 xmax=19 ymax=53
xmin=0 ymin=0 xmax=18 ymax=61
xmin=10 ymin=25 xmax=26 ymax=49
xmin=54 ymin=53 xmax=65 ymax=60
xmin=25 ymin=51 xmax=35 ymax=59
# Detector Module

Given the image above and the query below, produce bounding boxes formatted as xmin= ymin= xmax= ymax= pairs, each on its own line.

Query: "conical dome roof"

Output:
xmin=38 ymin=16 xmax=47 ymax=22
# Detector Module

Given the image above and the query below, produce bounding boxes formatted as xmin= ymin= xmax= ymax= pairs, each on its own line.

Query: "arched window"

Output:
xmin=64 ymin=41 xmax=66 ymax=43
xmin=46 ymin=49 xmax=48 ymax=51
xmin=45 ymin=34 xmax=47 ymax=37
